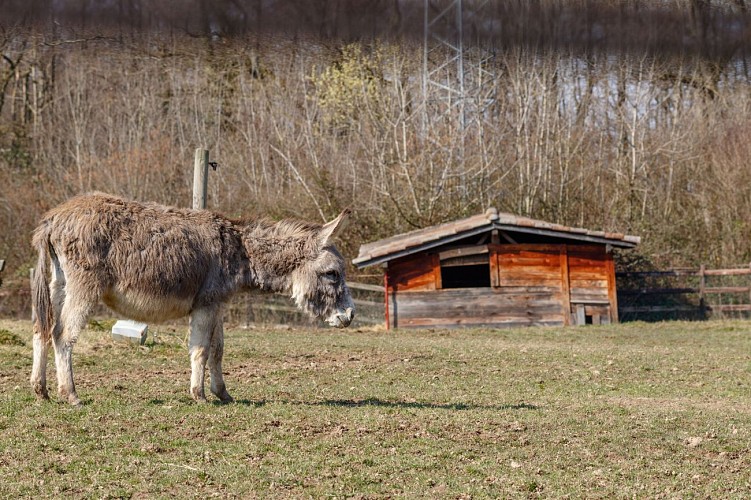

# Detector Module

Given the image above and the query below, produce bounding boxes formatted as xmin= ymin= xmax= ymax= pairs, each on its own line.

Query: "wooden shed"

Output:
xmin=353 ymin=208 xmax=640 ymax=329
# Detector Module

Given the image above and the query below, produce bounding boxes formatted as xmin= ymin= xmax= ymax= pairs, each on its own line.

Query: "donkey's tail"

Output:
xmin=32 ymin=225 xmax=53 ymax=342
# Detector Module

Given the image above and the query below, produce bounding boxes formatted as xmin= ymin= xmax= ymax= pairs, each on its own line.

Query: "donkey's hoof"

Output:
xmin=32 ymin=383 xmax=50 ymax=401
xmin=217 ymin=392 xmax=234 ymax=404
xmin=58 ymin=389 xmax=82 ymax=406
xmin=211 ymin=385 xmax=234 ymax=403
xmin=66 ymin=395 xmax=83 ymax=407
xmin=190 ymin=387 xmax=208 ymax=404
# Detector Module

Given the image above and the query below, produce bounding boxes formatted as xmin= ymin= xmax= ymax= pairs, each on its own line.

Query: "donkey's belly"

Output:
xmin=102 ymin=288 xmax=193 ymax=322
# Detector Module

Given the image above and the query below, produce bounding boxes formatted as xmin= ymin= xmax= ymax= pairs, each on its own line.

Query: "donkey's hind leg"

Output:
xmin=31 ymin=258 xmax=66 ymax=400
xmin=31 ymin=331 xmax=51 ymax=400
xmin=31 ymin=308 xmax=56 ymax=400
xmin=188 ymin=306 xmax=216 ymax=403
xmin=208 ymin=313 xmax=233 ymax=403
xmin=53 ymin=287 xmax=95 ymax=406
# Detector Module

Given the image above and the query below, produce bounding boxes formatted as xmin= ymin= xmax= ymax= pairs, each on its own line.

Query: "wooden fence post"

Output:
xmin=699 ymin=264 xmax=706 ymax=318
xmin=30 ymin=267 xmax=35 ymax=323
xmin=111 ymin=148 xmax=210 ymax=343
xmin=193 ymin=148 xmax=209 ymax=210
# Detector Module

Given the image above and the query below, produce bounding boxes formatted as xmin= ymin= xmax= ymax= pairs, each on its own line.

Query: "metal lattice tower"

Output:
xmin=423 ymin=0 xmax=496 ymax=133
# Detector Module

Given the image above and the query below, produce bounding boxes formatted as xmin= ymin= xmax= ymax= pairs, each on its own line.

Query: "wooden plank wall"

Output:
xmin=567 ymin=246 xmax=609 ymax=303
xmin=389 ymin=287 xmax=566 ymax=328
xmin=385 ymin=243 xmax=618 ymax=328
xmin=385 ymin=253 xmax=440 ymax=292
xmin=493 ymin=244 xmax=565 ymax=288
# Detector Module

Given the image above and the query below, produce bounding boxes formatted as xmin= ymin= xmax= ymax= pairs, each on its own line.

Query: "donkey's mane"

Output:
xmin=226 ymin=215 xmax=320 ymax=237
xmin=272 ymin=219 xmax=322 ymax=239
xmin=239 ymin=217 xmax=323 ymax=248
xmin=237 ymin=217 xmax=324 ymax=283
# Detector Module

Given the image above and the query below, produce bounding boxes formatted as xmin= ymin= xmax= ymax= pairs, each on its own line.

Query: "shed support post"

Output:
xmin=491 ymin=229 xmax=500 ymax=245
xmin=384 ymin=270 xmax=390 ymax=330
xmin=560 ymin=245 xmax=571 ymax=326
xmin=575 ymin=304 xmax=585 ymax=326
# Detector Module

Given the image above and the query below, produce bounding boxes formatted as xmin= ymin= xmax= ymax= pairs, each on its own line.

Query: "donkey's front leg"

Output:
xmin=188 ymin=306 xmax=216 ymax=403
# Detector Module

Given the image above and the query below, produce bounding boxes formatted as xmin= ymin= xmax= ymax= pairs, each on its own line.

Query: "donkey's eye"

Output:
xmin=324 ymin=270 xmax=340 ymax=282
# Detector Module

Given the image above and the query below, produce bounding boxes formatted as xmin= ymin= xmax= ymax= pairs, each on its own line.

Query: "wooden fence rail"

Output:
xmin=6 ymin=267 xmax=751 ymax=324
xmin=617 ymin=268 xmax=751 ymax=278
xmin=223 ymin=281 xmax=386 ymax=327
xmin=616 ymin=264 xmax=751 ymax=318
xmin=347 ymin=282 xmax=384 ymax=293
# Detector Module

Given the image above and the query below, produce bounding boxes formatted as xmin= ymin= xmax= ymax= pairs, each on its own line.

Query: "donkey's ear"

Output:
xmin=318 ymin=208 xmax=351 ymax=247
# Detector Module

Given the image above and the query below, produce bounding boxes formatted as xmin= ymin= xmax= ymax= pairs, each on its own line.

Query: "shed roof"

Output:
xmin=354 ymin=208 xmax=640 ymax=268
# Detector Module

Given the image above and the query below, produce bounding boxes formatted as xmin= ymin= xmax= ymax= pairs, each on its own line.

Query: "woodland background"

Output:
xmin=3 ymin=1 xmax=751 ymax=310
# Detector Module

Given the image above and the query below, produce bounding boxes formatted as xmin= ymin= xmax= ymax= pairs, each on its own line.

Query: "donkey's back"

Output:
xmin=34 ymin=192 xmax=242 ymax=322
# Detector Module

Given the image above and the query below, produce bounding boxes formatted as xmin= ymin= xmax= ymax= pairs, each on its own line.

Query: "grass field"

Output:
xmin=0 ymin=318 xmax=750 ymax=498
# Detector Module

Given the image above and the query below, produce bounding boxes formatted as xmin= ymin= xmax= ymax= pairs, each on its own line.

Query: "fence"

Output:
xmin=223 ymin=282 xmax=386 ymax=328
xmin=238 ymin=265 xmax=751 ymax=327
xmin=617 ymin=264 xmax=751 ymax=321
xmin=7 ymin=266 xmax=751 ymax=326
xmin=228 ymin=266 xmax=751 ymax=326
xmin=0 ymin=280 xmax=386 ymax=327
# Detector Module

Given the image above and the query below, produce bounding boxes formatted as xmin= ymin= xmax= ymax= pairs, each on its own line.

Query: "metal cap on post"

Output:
xmin=193 ymin=148 xmax=209 ymax=210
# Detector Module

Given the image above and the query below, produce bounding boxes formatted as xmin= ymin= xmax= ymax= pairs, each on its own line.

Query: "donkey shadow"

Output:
xmin=228 ymin=398 xmax=539 ymax=412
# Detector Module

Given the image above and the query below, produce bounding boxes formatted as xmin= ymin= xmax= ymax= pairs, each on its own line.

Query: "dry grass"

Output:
xmin=1 ymin=318 xmax=750 ymax=498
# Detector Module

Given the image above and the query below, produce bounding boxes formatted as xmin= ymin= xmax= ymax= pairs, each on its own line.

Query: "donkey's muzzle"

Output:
xmin=328 ymin=307 xmax=355 ymax=328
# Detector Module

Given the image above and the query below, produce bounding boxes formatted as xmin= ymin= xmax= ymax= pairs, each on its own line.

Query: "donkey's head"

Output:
xmin=290 ymin=210 xmax=355 ymax=328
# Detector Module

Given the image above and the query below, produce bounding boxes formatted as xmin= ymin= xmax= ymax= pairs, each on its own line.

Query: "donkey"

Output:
xmin=31 ymin=192 xmax=354 ymax=405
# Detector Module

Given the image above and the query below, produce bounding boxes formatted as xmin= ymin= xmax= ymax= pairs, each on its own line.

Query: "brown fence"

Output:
xmin=223 ymin=268 xmax=751 ymax=325
xmin=0 ymin=276 xmax=387 ymax=328
xmin=617 ymin=265 xmax=751 ymax=321
xmin=6 ymin=268 xmax=751 ymax=325
xmin=223 ymin=282 xmax=386 ymax=328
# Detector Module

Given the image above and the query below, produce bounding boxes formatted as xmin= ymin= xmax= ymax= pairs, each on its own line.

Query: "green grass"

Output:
xmin=1 ymin=318 xmax=750 ymax=498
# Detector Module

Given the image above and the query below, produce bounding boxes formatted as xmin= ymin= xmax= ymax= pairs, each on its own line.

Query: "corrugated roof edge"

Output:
xmin=353 ymin=208 xmax=640 ymax=268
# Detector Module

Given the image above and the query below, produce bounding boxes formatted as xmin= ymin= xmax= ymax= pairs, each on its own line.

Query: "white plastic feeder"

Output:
xmin=112 ymin=320 xmax=148 ymax=345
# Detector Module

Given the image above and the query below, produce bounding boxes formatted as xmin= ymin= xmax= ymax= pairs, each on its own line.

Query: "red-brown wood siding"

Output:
xmin=567 ymin=246 xmax=609 ymax=301
xmin=384 ymin=243 xmax=619 ymax=328
xmin=495 ymin=244 xmax=566 ymax=288
xmin=388 ymin=287 xmax=566 ymax=328
xmin=567 ymin=245 xmax=616 ymax=323
xmin=385 ymin=253 xmax=439 ymax=292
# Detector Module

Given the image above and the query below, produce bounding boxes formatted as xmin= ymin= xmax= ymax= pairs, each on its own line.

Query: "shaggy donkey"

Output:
xmin=31 ymin=192 xmax=354 ymax=405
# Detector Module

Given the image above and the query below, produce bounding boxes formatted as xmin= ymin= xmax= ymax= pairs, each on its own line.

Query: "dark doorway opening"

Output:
xmin=441 ymin=263 xmax=491 ymax=288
